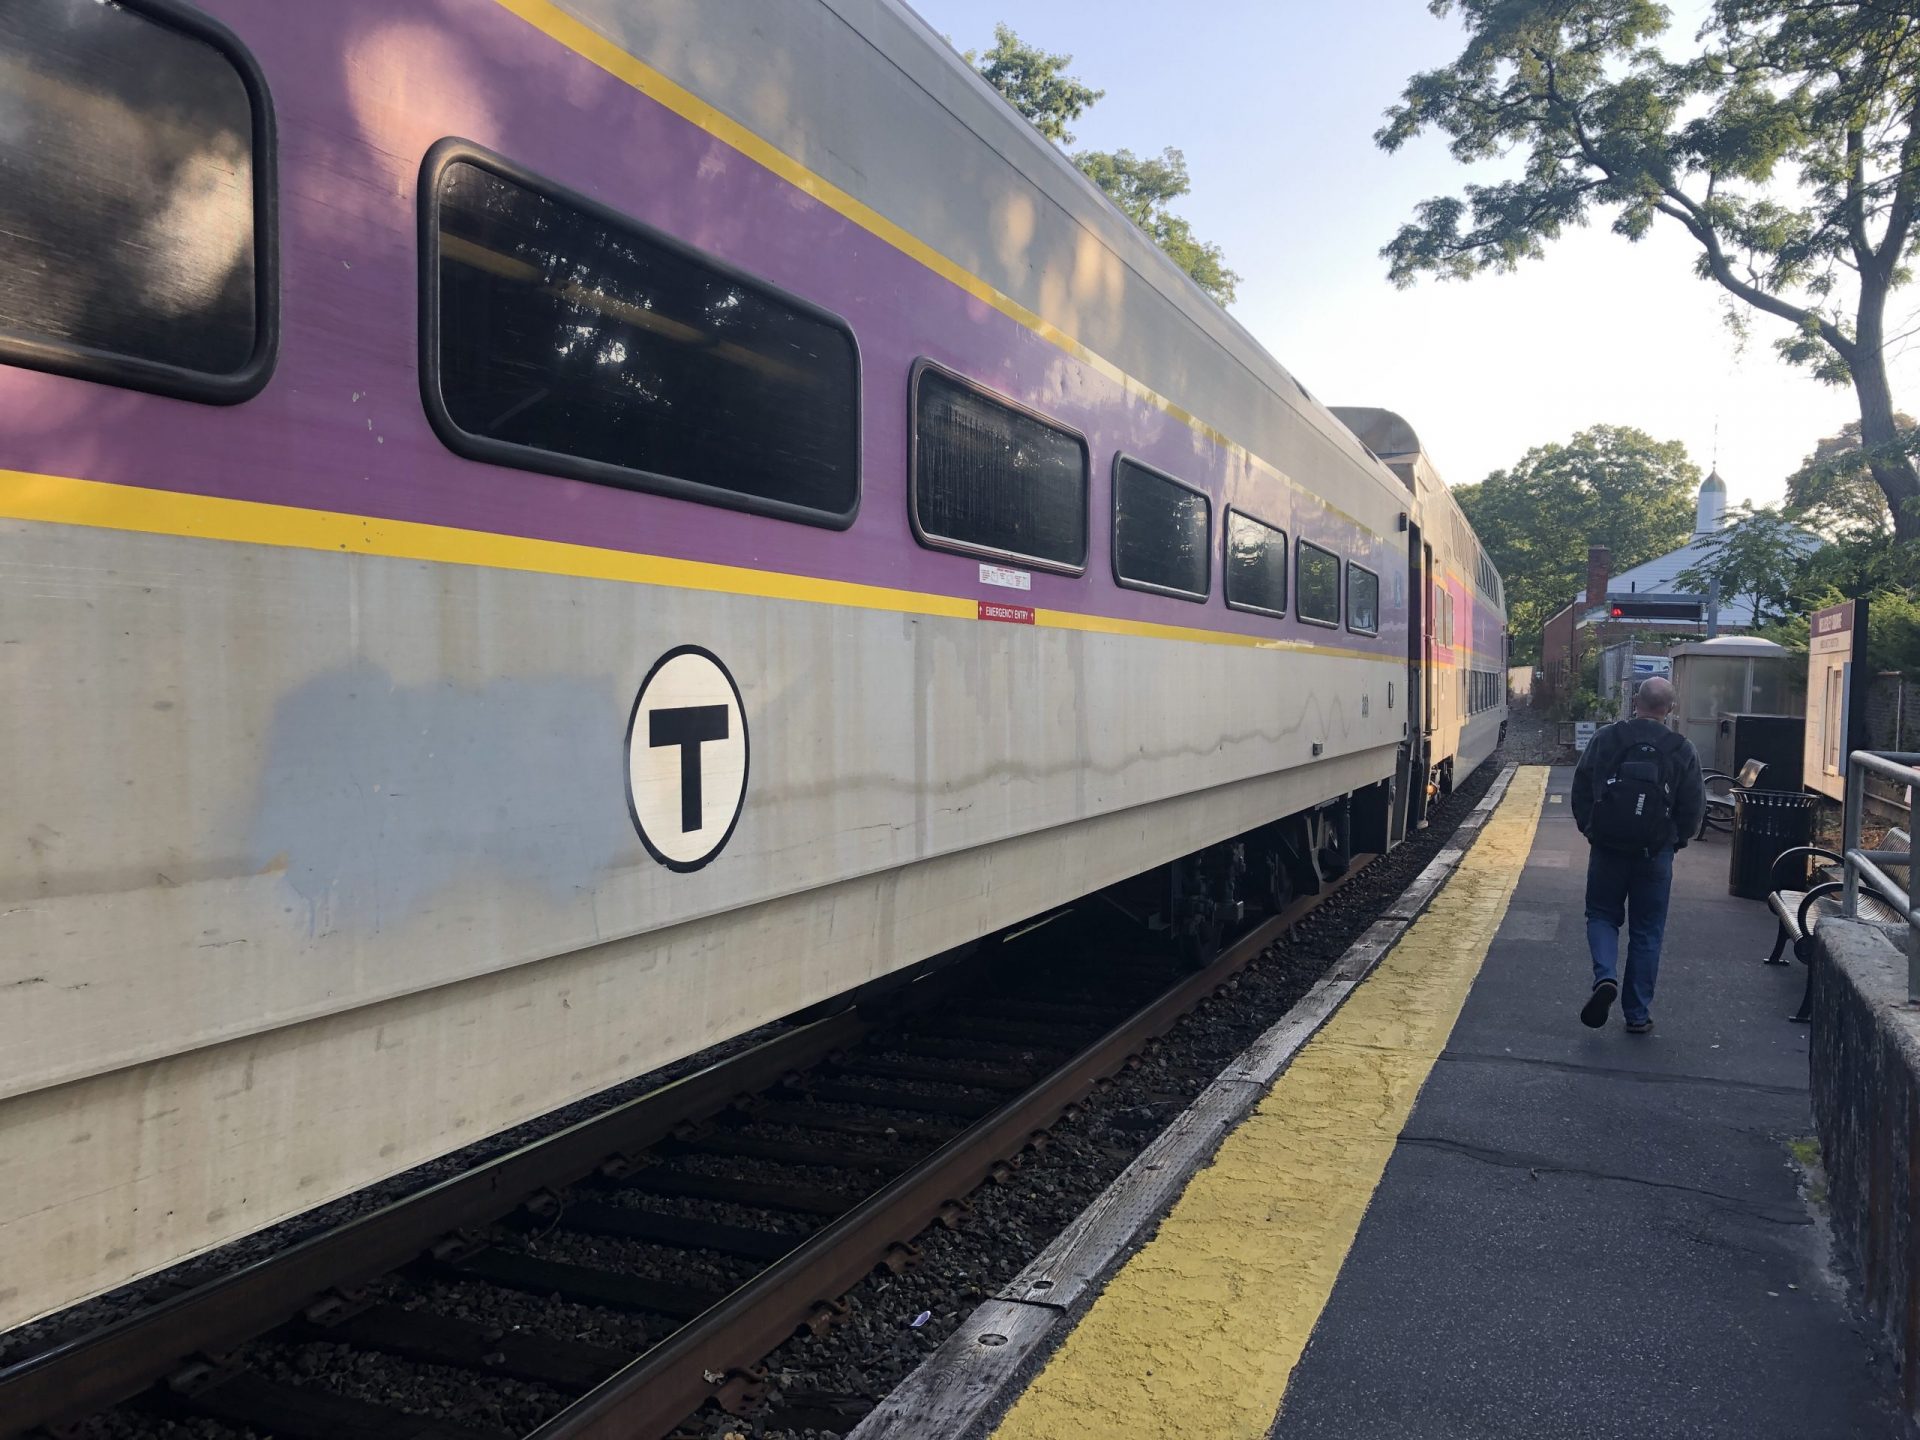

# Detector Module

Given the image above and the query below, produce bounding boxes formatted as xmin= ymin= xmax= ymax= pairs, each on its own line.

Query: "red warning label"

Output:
xmin=977 ymin=600 xmax=1036 ymax=625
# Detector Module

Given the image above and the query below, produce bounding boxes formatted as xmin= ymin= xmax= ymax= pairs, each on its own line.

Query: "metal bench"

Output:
xmin=1766 ymin=826 xmax=1909 ymax=1022
xmin=1699 ymin=758 xmax=1769 ymax=838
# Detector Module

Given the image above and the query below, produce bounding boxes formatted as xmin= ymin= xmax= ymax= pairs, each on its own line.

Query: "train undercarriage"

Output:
xmin=1100 ymin=777 xmax=1397 ymax=968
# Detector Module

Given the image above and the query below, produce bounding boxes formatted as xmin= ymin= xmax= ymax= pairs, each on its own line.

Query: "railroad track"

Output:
xmin=2 ymin=867 xmax=1375 ymax=1440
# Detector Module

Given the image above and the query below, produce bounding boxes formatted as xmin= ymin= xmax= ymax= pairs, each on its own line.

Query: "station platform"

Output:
xmin=985 ymin=764 xmax=1899 ymax=1439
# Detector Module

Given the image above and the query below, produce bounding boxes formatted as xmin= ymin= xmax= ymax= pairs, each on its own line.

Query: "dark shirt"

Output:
xmin=1570 ymin=716 xmax=1706 ymax=852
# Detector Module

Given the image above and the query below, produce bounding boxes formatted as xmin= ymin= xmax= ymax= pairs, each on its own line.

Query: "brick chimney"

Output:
xmin=1586 ymin=545 xmax=1612 ymax=610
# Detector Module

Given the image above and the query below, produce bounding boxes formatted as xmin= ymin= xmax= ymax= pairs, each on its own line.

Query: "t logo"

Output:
xmin=625 ymin=648 xmax=749 ymax=872
xmin=649 ymin=704 xmax=729 ymax=832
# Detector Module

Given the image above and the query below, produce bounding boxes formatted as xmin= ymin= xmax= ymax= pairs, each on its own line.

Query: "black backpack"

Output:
xmin=1588 ymin=728 xmax=1685 ymax=856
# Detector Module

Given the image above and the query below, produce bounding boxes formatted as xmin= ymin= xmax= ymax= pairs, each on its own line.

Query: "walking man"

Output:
xmin=1570 ymin=676 xmax=1704 ymax=1034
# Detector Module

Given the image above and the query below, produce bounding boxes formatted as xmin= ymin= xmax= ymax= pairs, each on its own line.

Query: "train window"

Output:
xmin=911 ymin=361 xmax=1088 ymax=571
xmin=1114 ymin=457 xmax=1210 ymax=601
xmin=1296 ymin=540 xmax=1340 ymax=627
xmin=1223 ymin=508 xmax=1287 ymax=618
xmin=0 ymin=0 xmax=276 ymax=402
xmin=425 ymin=144 xmax=861 ymax=527
xmin=1347 ymin=564 xmax=1380 ymax=636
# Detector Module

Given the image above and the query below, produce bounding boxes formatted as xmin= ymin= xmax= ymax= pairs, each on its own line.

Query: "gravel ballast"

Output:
xmin=723 ymin=757 xmax=1506 ymax=1439
xmin=21 ymin=750 xmax=1507 ymax=1440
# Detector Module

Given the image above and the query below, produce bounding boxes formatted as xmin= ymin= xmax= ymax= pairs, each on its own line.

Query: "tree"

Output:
xmin=966 ymin=26 xmax=1240 ymax=306
xmin=1453 ymin=424 xmax=1699 ymax=663
xmin=1378 ymin=1 xmax=1920 ymax=541
xmin=1073 ymin=149 xmax=1240 ymax=304
xmin=1674 ymin=502 xmax=1816 ymax=626
xmin=1785 ymin=415 xmax=1919 ymax=540
xmin=964 ymin=24 xmax=1102 ymax=144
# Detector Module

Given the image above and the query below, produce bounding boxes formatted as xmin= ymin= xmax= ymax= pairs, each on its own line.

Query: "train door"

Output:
xmin=1399 ymin=524 xmax=1430 ymax=835
xmin=1423 ymin=542 xmax=1438 ymax=743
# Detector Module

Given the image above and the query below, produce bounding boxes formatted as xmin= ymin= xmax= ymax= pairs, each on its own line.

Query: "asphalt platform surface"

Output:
xmin=1270 ymin=765 xmax=1900 ymax=1440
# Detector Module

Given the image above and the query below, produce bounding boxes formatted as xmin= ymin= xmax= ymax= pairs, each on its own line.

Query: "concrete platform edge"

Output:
xmin=848 ymin=764 xmax=1520 ymax=1440
xmin=1811 ymin=917 xmax=1920 ymax=1435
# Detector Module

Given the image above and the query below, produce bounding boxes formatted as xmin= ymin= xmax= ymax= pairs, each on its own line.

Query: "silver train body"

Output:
xmin=0 ymin=0 xmax=1505 ymax=1328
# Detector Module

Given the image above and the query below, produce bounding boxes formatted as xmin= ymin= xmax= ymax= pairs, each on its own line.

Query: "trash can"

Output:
xmin=1728 ymin=789 xmax=1818 ymax=900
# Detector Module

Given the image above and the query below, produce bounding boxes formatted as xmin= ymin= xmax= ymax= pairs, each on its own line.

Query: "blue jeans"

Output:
xmin=1585 ymin=845 xmax=1674 ymax=1025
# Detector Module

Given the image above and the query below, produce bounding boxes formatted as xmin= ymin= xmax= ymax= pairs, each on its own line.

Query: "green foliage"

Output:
xmin=1754 ymin=608 xmax=1810 ymax=656
xmin=1567 ymin=684 xmax=1606 ymax=721
xmin=1073 ymin=147 xmax=1192 ymax=228
xmin=1785 ymin=416 xmax=1919 ymax=540
xmin=966 ymin=27 xmax=1239 ymax=306
xmin=1865 ymin=588 xmax=1920 ymax=676
xmin=1674 ymin=503 xmax=1816 ymax=626
xmin=1380 ymin=0 xmax=1920 ymax=537
xmin=1749 ymin=526 xmax=1920 ymax=676
xmin=1073 ymin=149 xmax=1241 ymax=304
xmin=964 ymin=24 xmax=1102 ymax=144
xmin=1453 ymin=424 xmax=1699 ymax=664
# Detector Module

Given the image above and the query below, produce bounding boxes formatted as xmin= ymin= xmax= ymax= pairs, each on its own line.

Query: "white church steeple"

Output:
xmin=1694 ymin=470 xmax=1727 ymax=535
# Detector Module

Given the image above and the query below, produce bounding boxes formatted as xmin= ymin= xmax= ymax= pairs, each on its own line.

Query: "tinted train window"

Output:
xmin=0 ymin=0 xmax=270 ymax=397
xmin=430 ymin=152 xmax=860 ymax=525
xmin=912 ymin=363 xmax=1088 ymax=571
xmin=1347 ymin=564 xmax=1380 ymax=636
xmin=1224 ymin=509 xmax=1287 ymax=617
xmin=1114 ymin=458 xmax=1209 ymax=600
xmin=1297 ymin=540 xmax=1340 ymax=627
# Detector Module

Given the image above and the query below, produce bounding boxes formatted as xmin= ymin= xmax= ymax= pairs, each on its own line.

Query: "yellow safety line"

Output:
xmin=0 ymin=468 xmax=1393 ymax=662
xmin=488 ymin=0 xmax=1376 ymax=537
xmin=992 ymin=766 xmax=1549 ymax=1440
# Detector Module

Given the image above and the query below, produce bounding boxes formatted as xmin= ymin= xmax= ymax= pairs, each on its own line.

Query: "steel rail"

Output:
xmin=531 ymin=861 xmax=1378 ymax=1440
xmin=3 ymin=858 xmax=1376 ymax=1439
xmin=0 ymin=1009 xmax=872 ymax=1438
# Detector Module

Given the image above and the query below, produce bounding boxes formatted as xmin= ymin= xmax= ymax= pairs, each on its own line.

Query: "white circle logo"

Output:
xmin=624 ymin=647 xmax=749 ymax=872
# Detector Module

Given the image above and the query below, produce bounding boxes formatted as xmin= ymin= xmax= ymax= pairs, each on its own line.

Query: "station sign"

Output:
xmin=1804 ymin=599 xmax=1869 ymax=803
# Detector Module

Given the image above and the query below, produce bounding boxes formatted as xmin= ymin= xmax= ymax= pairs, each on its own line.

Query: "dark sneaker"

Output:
xmin=1625 ymin=1017 xmax=1654 ymax=1035
xmin=1580 ymin=979 xmax=1618 ymax=1029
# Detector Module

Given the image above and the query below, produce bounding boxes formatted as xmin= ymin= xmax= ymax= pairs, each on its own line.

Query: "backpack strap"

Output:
xmin=1637 ymin=728 xmax=1688 ymax=793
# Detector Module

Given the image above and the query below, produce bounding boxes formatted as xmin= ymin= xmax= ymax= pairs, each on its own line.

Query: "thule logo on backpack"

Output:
xmin=1634 ymin=795 xmax=1646 ymax=816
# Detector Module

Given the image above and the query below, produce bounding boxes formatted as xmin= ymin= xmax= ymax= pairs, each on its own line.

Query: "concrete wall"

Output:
xmin=1810 ymin=919 xmax=1920 ymax=1426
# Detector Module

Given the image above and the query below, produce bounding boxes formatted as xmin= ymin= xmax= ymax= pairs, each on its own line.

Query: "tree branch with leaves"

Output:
xmin=964 ymin=26 xmax=1240 ymax=306
xmin=1453 ymin=423 xmax=1700 ymax=663
xmin=1675 ymin=502 xmax=1819 ymax=626
xmin=1379 ymin=0 xmax=1920 ymax=538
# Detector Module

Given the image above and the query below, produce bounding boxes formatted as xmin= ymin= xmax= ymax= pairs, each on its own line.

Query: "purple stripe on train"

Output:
xmin=0 ymin=0 xmax=1415 ymax=653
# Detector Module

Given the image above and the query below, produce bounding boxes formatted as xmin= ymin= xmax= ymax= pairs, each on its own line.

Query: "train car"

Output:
xmin=0 ymin=0 xmax=1504 ymax=1329
xmin=1335 ymin=408 xmax=1509 ymax=805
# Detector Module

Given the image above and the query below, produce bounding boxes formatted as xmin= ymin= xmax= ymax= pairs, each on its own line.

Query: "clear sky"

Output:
xmin=904 ymin=0 xmax=1920 ymax=508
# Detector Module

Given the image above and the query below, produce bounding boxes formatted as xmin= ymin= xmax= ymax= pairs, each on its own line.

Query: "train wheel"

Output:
xmin=1175 ymin=903 xmax=1225 ymax=971
xmin=1170 ymin=843 xmax=1244 ymax=970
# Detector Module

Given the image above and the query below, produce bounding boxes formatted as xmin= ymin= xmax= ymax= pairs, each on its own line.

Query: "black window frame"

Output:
xmin=419 ymin=138 xmax=863 ymax=530
xmin=1222 ymin=506 xmax=1288 ymax=620
xmin=907 ymin=356 xmax=1089 ymax=574
xmin=0 ymin=0 xmax=279 ymax=404
xmin=1110 ymin=453 xmax=1211 ymax=603
xmin=1295 ymin=538 xmax=1342 ymax=629
xmin=1345 ymin=561 xmax=1381 ymax=637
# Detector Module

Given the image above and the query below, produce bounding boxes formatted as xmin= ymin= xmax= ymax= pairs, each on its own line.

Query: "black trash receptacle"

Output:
xmin=1728 ymin=789 xmax=1817 ymax=900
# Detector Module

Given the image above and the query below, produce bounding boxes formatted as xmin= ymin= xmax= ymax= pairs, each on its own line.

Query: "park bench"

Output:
xmin=1764 ymin=827 xmax=1910 ymax=1022
xmin=1699 ymin=758 xmax=1770 ymax=838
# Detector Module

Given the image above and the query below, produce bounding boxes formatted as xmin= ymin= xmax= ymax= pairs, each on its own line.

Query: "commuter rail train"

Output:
xmin=0 ymin=0 xmax=1506 ymax=1329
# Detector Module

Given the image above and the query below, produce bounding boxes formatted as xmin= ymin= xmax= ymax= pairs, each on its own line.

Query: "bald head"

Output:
xmin=1636 ymin=676 xmax=1677 ymax=718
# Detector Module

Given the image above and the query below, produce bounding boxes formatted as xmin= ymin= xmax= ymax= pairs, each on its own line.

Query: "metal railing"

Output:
xmin=1842 ymin=750 xmax=1920 ymax=1002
